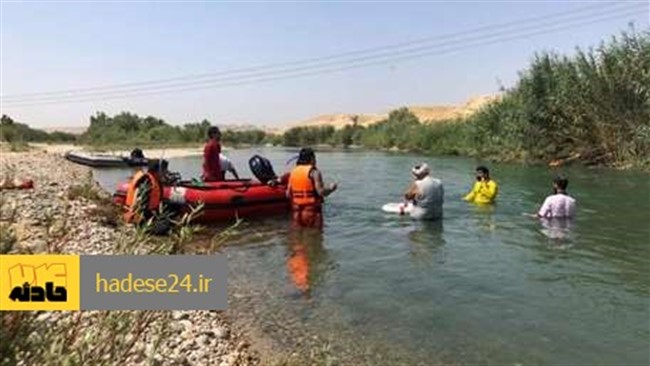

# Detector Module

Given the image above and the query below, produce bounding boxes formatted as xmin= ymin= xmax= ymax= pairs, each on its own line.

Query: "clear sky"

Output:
xmin=1 ymin=1 xmax=648 ymax=128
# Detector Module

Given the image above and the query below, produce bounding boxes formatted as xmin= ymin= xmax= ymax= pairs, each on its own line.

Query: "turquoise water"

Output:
xmin=95 ymin=148 xmax=650 ymax=365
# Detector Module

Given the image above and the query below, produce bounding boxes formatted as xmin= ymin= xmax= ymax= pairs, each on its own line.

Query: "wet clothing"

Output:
xmin=292 ymin=206 xmax=323 ymax=229
xmin=410 ymin=176 xmax=444 ymax=220
xmin=538 ymin=193 xmax=576 ymax=218
xmin=219 ymin=154 xmax=236 ymax=180
xmin=124 ymin=171 xmax=162 ymax=224
xmin=202 ymin=139 xmax=222 ymax=182
xmin=464 ymin=179 xmax=498 ymax=204
xmin=288 ymin=165 xmax=323 ymax=228
xmin=219 ymin=154 xmax=233 ymax=174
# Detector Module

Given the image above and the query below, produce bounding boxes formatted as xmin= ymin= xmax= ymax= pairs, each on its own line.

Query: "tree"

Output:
xmin=1 ymin=115 xmax=15 ymax=125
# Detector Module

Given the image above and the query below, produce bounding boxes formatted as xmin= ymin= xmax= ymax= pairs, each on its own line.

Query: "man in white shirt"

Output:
xmin=537 ymin=176 xmax=576 ymax=218
xmin=404 ymin=163 xmax=444 ymax=220
xmin=219 ymin=154 xmax=239 ymax=180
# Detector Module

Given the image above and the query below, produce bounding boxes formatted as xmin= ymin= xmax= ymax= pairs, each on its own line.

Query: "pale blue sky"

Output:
xmin=1 ymin=1 xmax=648 ymax=128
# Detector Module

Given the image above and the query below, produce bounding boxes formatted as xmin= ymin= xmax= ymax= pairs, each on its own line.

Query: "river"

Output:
xmin=94 ymin=148 xmax=650 ymax=365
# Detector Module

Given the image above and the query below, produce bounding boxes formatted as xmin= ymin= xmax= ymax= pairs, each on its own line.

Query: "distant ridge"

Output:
xmin=34 ymin=95 xmax=498 ymax=136
xmin=283 ymin=95 xmax=499 ymax=132
xmin=40 ymin=123 xmax=277 ymax=135
xmin=41 ymin=126 xmax=87 ymax=135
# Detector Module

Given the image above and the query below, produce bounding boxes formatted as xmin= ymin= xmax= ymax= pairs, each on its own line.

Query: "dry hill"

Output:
xmin=284 ymin=95 xmax=498 ymax=131
xmin=42 ymin=126 xmax=87 ymax=135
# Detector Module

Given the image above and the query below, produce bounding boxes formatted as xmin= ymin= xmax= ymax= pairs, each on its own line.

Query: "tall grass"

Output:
xmin=281 ymin=29 xmax=649 ymax=168
xmin=468 ymin=28 xmax=649 ymax=166
xmin=0 ymin=175 xmax=237 ymax=366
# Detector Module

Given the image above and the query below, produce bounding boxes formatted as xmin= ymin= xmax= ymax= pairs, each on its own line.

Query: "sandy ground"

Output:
xmin=30 ymin=143 xmax=205 ymax=158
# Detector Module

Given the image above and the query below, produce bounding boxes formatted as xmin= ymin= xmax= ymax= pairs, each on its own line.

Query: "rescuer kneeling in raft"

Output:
xmin=287 ymin=148 xmax=337 ymax=228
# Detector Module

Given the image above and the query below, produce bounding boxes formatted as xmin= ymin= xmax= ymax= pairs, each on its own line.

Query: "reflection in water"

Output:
xmin=94 ymin=149 xmax=650 ymax=365
xmin=470 ymin=203 xmax=497 ymax=233
xmin=407 ymin=220 xmax=446 ymax=266
xmin=286 ymin=226 xmax=330 ymax=298
xmin=539 ymin=217 xmax=574 ymax=242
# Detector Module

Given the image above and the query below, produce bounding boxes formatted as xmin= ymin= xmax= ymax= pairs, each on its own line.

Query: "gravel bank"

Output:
xmin=0 ymin=147 xmax=259 ymax=366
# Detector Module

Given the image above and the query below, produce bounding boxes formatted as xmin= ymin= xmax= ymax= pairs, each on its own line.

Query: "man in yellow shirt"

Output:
xmin=463 ymin=166 xmax=498 ymax=204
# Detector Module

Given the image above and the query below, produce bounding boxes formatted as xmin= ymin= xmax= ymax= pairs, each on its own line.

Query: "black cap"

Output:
xmin=208 ymin=126 xmax=221 ymax=138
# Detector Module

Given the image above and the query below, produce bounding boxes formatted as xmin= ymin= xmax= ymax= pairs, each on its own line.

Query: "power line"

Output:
xmin=0 ymin=2 xmax=637 ymax=101
xmin=5 ymin=8 xmax=641 ymax=107
xmin=1 ymin=4 xmax=645 ymax=107
xmin=1 ymin=2 xmax=641 ymax=104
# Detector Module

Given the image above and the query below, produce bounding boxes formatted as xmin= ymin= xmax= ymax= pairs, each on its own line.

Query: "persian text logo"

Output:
xmin=0 ymin=255 xmax=80 ymax=311
xmin=8 ymin=263 xmax=68 ymax=302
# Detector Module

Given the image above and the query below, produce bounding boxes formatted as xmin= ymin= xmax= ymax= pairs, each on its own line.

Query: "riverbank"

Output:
xmin=28 ymin=142 xmax=205 ymax=158
xmin=0 ymin=148 xmax=259 ymax=366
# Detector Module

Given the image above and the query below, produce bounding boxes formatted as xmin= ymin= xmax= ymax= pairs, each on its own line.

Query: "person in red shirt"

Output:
xmin=202 ymin=126 xmax=222 ymax=182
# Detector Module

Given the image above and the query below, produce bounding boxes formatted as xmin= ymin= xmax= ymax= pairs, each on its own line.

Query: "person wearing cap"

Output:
xmin=219 ymin=154 xmax=239 ymax=180
xmin=404 ymin=163 xmax=444 ymax=220
xmin=202 ymin=126 xmax=222 ymax=182
xmin=536 ymin=176 xmax=576 ymax=218
xmin=287 ymin=148 xmax=338 ymax=228
xmin=463 ymin=166 xmax=498 ymax=204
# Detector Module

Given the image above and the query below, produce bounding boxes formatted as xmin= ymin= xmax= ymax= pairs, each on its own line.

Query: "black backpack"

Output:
xmin=249 ymin=155 xmax=277 ymax=184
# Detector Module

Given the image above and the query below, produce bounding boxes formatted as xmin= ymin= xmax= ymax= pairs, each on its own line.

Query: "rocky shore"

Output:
xmin=0 ymin=146 xmax=258 ymax=366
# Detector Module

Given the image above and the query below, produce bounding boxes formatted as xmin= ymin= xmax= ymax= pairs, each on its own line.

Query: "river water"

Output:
xmin=95 ymin=148 xmax=649 ymax=365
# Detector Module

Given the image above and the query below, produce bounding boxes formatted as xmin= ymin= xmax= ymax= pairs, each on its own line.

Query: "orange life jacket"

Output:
xmin=123 ymin=170 xmax=162 ymax=223
xmin=288 ymin=165 xmax=320 ymax=207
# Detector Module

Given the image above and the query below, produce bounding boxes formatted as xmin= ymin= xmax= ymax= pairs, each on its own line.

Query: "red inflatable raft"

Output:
xmin=113 ymin=179 xmax=290 ymax=223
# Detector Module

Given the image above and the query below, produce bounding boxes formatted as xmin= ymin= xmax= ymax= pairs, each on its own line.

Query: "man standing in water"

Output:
xmin=404 ymin=163 xmax=444 ymax=220
xmin=202 ymin=126 xmax=222 ymax=182
xmin=287 ymin=148 xmax=337 ymax=228
xmin=463 ymin=166 xmax=499 ymax=204
xmin=536 ymin=176 xmax=576 ymax=218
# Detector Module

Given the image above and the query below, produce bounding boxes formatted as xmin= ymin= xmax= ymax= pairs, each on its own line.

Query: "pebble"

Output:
xmin=172 ymin=311 xmax=190 ymax=320
xmin=180 ymin=330 xmax=194 ymax=342
xmin=197 ymin=334 xmax=210 ymax=346
xmin=0 ymin=150 xmax=259 ymax=366
xmin=178 ymin=320 xmax=193 ymax=331
xmin=135 ymin=341 xmax=146 ymax=354
xmin=214 ymin=327 xmax=230 ymax=340
xmin=36 ymin=313 xmax=51 ymax=322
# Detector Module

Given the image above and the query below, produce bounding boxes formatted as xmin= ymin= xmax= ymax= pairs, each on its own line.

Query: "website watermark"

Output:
xmin=0 ymin=255 xmax=227 ymax=311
